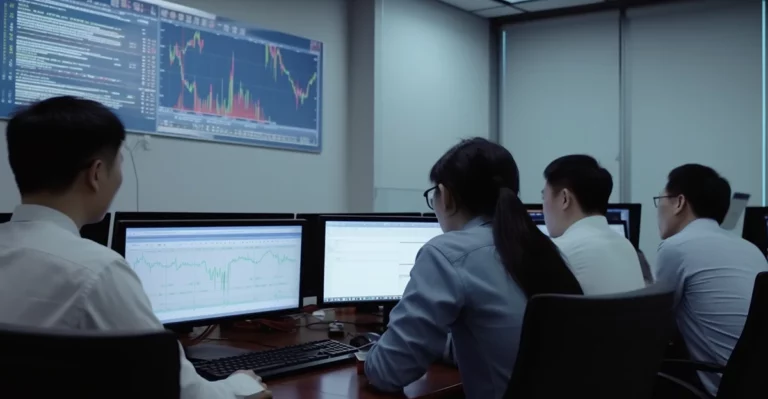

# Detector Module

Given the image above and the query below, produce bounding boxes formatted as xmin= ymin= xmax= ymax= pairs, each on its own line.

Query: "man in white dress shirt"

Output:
xmin=542 ymin=155 xmax=645 ymax=295
xmin=654 ymin=164 xmax=767 ymax=396
xmin=0 ymin=96 xmax=270 ymax=398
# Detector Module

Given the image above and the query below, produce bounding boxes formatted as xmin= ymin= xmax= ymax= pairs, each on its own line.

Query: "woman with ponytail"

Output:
xmin=364 ymin=137 xmax=582 ymax=398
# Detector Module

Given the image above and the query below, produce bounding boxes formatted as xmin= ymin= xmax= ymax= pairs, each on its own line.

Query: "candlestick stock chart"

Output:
xmin=159 ymin=23 xmax=319 ymax=131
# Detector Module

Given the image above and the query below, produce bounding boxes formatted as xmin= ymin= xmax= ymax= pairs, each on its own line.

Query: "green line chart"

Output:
xmin=129 ymin=246 xmax=300 ymax=314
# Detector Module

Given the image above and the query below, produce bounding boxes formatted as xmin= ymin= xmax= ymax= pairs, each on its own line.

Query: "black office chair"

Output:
xmin=657 ymin=271 xmax=768 ymax=399
xmin=503 ymin=284 xmax=675 ymax=399
xmin=0 ymin=324 xmax=180 ymax=398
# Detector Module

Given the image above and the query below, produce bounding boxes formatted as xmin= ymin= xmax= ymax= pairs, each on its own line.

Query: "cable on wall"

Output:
xmin=618 ymin=7 xmax=631 ymax=203
xmin=762 ymin=0 xmax=766 ymax=206
xmin=123 ymin=136 xmax=151 ymax=211
xmin=499 ymin=29 xmax=507 ymax=145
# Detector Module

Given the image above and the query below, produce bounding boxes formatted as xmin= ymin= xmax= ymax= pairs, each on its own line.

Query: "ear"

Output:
xmin=437 ymin=183 xmax=455 ymax=213
xmin=672 ymin=194 xmax=686 ymax=216
xmin=560 ymin=188 xmax=571 ymax=210
xmin=84 ymin=159 xmax=104 ymax=192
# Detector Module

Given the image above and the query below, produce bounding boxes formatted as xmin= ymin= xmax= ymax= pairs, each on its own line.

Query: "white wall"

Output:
xmin=0 ymin=0 xmax=350 ymax=213
xmin=374 ymin=0 xmax=491 ymax=210
xmin=626 ymin=0 xmax=763 ymax=257
xmin=502 ymin=12 xmax=621 ymax=203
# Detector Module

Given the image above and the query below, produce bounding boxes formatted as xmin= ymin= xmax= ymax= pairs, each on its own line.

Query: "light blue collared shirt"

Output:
xmin=655 ymin=218 xmax=768 ymax=396
xmin=364 ymin=218 xmax=527 ymax=399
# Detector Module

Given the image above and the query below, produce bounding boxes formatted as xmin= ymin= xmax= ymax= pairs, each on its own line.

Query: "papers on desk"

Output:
xmin=721 ymin=192 xmax=750 ymax=231
xmin=227 ymin=373 xmax=265 ymax=398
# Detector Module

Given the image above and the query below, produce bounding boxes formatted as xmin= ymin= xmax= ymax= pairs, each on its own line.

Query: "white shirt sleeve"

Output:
xmin=79 ymin=257 xmax=250 ymax=399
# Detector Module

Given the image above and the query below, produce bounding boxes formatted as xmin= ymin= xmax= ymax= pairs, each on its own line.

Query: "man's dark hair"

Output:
xmin=6 ymin=96 xmax=126 ymax=195
xmin=666 ymin=164 xmax=731 ymax=224
xmin=543 ymin=154 xmax=613 ymax=215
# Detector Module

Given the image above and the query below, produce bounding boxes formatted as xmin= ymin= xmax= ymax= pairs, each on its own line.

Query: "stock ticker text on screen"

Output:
xmin=0 ymin=0 xmax=323 ymax=152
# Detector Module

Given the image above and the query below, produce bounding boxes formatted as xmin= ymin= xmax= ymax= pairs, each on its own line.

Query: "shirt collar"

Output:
xmin=561 ymin=215 xmax=609 ymax=236
xmin=681 ymin=218 xmax=720 ymax=233
xmin=462 ymin=216 xmax=490 ymax=230
xmin=10 ymin=204 xmax=80 ymax=236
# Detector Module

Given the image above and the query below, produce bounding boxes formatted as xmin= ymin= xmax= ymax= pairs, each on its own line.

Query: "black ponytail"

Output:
xmin=492 ymin=187 xmax=583 ymax=298
xmin=429 ymin=137 xmax=583 ymax=299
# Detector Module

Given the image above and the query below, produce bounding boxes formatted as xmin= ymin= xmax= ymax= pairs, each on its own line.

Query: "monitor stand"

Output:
xmin=169 ymin=325 xmax=193 ymax=335
xmin=355 ymin=304 xmax=379 ymax=314
xmin=381 ymin=304 xmax=394 ymax=332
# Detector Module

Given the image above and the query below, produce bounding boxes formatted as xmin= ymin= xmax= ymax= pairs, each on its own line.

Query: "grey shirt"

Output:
xmin=654 ymin=218 xmax=768 ymax=395
xmin=364 ymin=218 xmax=526 ymax=399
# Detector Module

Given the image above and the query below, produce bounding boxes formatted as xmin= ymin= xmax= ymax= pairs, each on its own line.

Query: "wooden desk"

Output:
xmin=188 ymin=309 xmax=463 ymax=398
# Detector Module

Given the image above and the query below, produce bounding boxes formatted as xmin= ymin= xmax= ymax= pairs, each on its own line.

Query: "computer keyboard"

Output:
xmin=191 ymin=339 xmax=359 ymax=380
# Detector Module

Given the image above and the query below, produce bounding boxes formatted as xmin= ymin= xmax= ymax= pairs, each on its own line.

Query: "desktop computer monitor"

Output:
xmin=525 ymin=203 xmax=641 ymax=248
xmin=296 ymin=213 xmax=423 ymax=300
xmin=534 ymin=219 xmax=628 ymax=239
xmin=115 ymin=219 xmax=304 ymax=326
xmin=80 ymin=213 xmax=111 ymax=246
xmin=318 ymin=215 xmax=442 ymax=305
xmin=526 ymin=207 xmax=545 ymax=223
xmin=111 ymin=212 xmax=294 ymax=252
xmin=114 ymin=211 xmax=295 ymax=221
xmin=1 ymin=212 xmax=110 ymax=246
xmin=605 ymin=204 xmax=641 ymax=248
xmin=742 ymin=207 xmax=768 ymax=256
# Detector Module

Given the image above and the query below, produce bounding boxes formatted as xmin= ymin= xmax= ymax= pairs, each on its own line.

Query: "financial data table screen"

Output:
xmin=0 ymin=0 xmax=322 ymax=152
xmin=323 ymin=221 xmax=442 ymax=303
xmin=125 ymin=225 xmax=301 ymax=324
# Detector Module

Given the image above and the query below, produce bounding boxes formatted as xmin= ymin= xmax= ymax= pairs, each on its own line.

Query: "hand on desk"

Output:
xmin=232 ymin=370 xmax=272 ymax=398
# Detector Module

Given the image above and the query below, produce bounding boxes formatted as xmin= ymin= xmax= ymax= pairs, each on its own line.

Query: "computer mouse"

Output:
xmin=350 ymin=332 xmax=381 ymax=348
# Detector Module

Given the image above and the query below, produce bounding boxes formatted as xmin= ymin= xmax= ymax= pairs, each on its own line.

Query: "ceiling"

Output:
xmin=437 ymin=0 xmax=611 ymax=18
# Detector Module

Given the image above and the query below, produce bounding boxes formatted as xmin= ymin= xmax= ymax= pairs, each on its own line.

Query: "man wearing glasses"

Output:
xmin=654 ymin=164 xmax=767 ymax=397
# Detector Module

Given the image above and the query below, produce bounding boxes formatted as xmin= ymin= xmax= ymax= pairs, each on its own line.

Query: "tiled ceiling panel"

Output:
xmin=475 ymin=6 xmax=524 ymax=17
xmin=514 ymin=0 xmax=605 ymax=12
xmin=437 ymin=0 xmax=613 ymax=18
xmin=439 ymin=0 xmax=507 ymax=12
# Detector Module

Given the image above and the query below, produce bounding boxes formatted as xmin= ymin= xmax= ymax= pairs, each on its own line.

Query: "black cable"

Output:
xmin=124 ymin=141 xmax=141 ymax=211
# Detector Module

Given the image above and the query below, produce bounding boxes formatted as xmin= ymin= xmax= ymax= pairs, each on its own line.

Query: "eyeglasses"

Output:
xmin=423 ymin=186 xmax=437 ymax=210
xmin=653 ymin=195 xmax=675 ymax=208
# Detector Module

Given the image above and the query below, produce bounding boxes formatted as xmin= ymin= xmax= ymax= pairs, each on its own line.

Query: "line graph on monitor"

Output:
xmin=159 ymin=22 xmax=319 ymax=131
xmin=130 ymin=246 xmax=300 ymax=314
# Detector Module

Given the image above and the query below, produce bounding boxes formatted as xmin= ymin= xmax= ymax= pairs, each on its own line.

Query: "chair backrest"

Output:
xmin=504 ymin=283 xmax=675 ymax=399
xmin=0 ymin=324 xmax=180 ymax=398
xmin=717 ymin=271 xmax=768 ymax=399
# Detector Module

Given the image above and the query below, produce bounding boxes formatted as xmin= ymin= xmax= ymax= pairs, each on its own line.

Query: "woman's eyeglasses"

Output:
xmin=423 ymin=186 xmax=437 ymax=210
